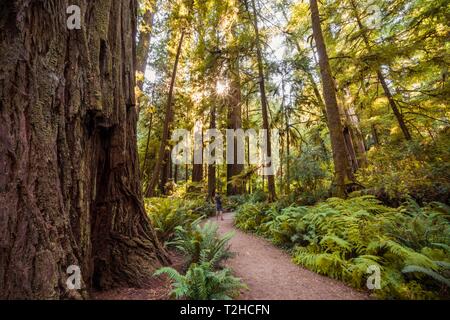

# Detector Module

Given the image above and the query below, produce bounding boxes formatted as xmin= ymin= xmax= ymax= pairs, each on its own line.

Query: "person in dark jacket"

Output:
xmin=214 ymin=193 xmax=224 ymax=221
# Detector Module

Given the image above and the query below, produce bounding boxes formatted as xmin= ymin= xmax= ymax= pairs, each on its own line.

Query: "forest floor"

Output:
xmin=215 ymin=212 xmax=369 ymax=300
xmin=92 ymin=212 xmax=368 ymax=300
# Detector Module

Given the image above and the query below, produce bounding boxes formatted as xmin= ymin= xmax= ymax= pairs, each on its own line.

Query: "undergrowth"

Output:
xmin=234 ymin=195 xmax=450 ymax=299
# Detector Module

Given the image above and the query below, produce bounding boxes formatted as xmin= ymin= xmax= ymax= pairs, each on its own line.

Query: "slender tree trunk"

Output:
xmin=226 ymin=57 xmax=244 ymax=195
xmin=208 ymin=105 xmax=216 ymax=200
xmin=371 ymin=124 xmax=380 ymax=145
xmin=174 ymin=164 xmax=178 ymax=184
xmin=135 ymin=4 xmax=155 ymax=119
xmin=249 ymin=0 xmax=276 ymax=201
xmin=309 ymin=0 xmax=353 ymax=197
xmin=136 ymin=6 xmax=155 ymax=91
xmin=141 ymin=112 xmax=154 ymax=175
xmin=344 ymin=104 xmax=367 ymax=168
xmin=192 ymin=127 xmax=204 ymax=182
xmin=0 ymin=0 xmax=168 ymax=299
xmin=377 ymin=71 xmax=412 ymax=140
xmin=246 ymin=97 xmax=252 ymax=194
xmin=284 ymin=109 xmax=291 ymax=195
xmin=146 ymin=31 xmax=185 ymax=197
xmin=159 ymin=150 xmax=171 ymax=194
xmin=349 ymin=0 xmax=412 ymax=140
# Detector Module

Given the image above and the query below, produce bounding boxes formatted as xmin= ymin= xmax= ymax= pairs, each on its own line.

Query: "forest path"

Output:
xmin=213 ymin=212 xmax=368 ymax=300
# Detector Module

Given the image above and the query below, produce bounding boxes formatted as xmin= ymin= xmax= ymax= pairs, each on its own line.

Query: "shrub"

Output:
xmin=357 ymin=132 xmax=450 ymax=205
xmin=145 ymin=197 xmax=189 ymax=243
xmin=154 ymin=262 xmax=246 ymax=300
xmin=145 ymin=197 xmax=216 ymax=243
xmin=169 ymin=219 xmax=234 ymax=268
xmin=234 ymin=202 xmax=271 ymax=233
xmin=234 ymin=195 xmax=450 ymax=299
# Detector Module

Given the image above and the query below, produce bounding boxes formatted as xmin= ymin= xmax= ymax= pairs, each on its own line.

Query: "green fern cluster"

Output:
xmin=154 ymin=262 xmax=247 ymax=300
xmin=145 ymin=197 xmax=190 ymax=243
xmin=155 ymin=218 xmax=245 ymax=300
xmin=145 ymin=197 xmax=215 ymax=243
xmin=169 ymin=218 xmax=235 ymax=268
xmin=234 ymin=202 xmax=271 ymax=233
xmin=235 ymin=195 xmax=450 ymax=299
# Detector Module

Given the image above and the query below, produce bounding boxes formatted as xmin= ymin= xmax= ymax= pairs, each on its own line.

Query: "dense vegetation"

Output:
xmin=149 ymin=200 xmax=246 ymax=299
xmin=2 ymin=0 xmax=447 ymax=301
xmin=234 ymin=195 xmax=450 ymax=299
xmin=137 ymin=0 xmax=449 ymax=300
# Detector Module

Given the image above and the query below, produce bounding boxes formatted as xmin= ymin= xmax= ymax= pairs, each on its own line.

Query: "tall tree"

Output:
xmin=248 ymin=0 xmax=276 ymax=201
xmin=208 ymin=103 xmax=217 ymax=200
xmin=146 ymin=31 xmax=185 ymax=197
xmin=226 ymin=36 xmax=244 ymax=195
xmin=136 ymin=0 xmax=156 ymax=93
xmin=0 ymin=0 xmax=168 ymax=299
xmin=348 ymin=0 xmax=412 ymax=140
xmin=309 ymin=0 xmax=353 ymax=197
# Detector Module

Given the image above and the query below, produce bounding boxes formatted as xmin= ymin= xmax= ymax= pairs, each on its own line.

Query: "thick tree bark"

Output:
xmin=309 ymin=0 xmax=353 ymax=197
xmin=0 ymin=0 xmax=168 ymax=299
xmin=146 ymin=31 xmax=185 ymax=197
xmin=249 ymin=0 xmax=276 ymax=201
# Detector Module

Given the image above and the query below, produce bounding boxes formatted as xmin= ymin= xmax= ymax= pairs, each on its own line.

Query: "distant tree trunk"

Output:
xmin=344 ymin=105 xmax=367 ymax=168
xmin=208 ymin=105 xmax=216 ymax=200
xmin=0 ymin=0 xmax=168 ymax=299
xmin=310 ymin=0 xmax=353 ymax=197
xmin=136 ymin=7 xmax=154 ymax=87
xmin=192 ymin=162 xmax=204 ymax=182
xmin=146 ymin=31 xmax=185 ymax=197
xmin=141 ymin=111 xmax=154 ymax=175
xmin=159 ymin=150 xmax=172 ymax=194
xmin=281 ymin=73 xmax=291 ymax=194
xmin=377 ymin=71 xmax=412 ymax=140
xmin=174 ymin=164 xmax=178 ymax=183
xmin=245 ymin=97 xmax=252 ymax=194
xmin=343 ymin=127 xmax=359 ymax=174
xmin=226 ymin=56 xmax=244 ymax=195
xmin=192 ymin=127 xmax=203 ymax=183
xmin=371 ymin=124 xmax=380 ymax=145
xmin=249 ymin=0 xmax=276 ymax=201
xmin=349 ymin=0 xmax=411 ymax=140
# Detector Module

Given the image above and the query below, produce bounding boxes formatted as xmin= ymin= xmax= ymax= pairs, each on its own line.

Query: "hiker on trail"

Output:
xmin=214 ymin=193 xmax=224 ymax=221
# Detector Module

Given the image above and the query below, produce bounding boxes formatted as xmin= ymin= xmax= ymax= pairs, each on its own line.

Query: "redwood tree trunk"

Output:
xmin=0 ymin=0 xmax=168 ymax=299
xmin=310 ymin=0 xmax=353 ymax=197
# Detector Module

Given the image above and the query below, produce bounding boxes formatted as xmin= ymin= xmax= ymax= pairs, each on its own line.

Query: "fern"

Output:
xmin=155 ymin=263 xmax=246 ymax=300
xmin=169 ymin=219 xmax=234 ymax=268
xmin=402 ymin=265 xmax=450 ymax=287
xmin=234 ymin=195 xmax=450 ymax=299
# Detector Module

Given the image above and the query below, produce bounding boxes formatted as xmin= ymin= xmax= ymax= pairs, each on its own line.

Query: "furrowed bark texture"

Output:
xmin=0 ymin=0 xmax=168 ymax=299
xmin=310 ymin=0 xmax=353 ymax=197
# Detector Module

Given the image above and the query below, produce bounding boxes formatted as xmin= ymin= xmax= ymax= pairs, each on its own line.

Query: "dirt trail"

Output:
xmin=214 ymin=212 xmax=368 ymax=300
